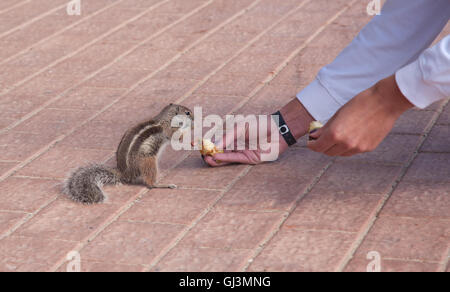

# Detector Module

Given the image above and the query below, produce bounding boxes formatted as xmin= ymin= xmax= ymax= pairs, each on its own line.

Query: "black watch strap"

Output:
xmin=272 ymin=111 xmax=297 ymax=146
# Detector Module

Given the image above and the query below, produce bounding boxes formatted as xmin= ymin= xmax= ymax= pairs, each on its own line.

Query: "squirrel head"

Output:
xmin=160 ymin=103 xmax=194 ymax=129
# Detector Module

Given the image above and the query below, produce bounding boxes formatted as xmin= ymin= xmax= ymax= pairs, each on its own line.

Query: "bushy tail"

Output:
xmin=63 ymin=164 xmax=122 ymax=204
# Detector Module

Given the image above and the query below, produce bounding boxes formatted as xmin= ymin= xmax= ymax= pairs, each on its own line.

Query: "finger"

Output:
xmin=212 ymin=152 xmax=251 ymax=164
xmin=307 ymin=136 xmax=335 ymax=154
xmin=308 ymin=127 xmax=323 ymax=140
xmin=203 ymin=155 xmax=231 ymax=167
xmin=216 ymin=123 xmax=247 ymax=151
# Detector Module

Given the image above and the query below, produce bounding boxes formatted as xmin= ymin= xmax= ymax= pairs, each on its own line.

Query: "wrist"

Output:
xmin=279 ymin=98 xmax=315 ymax=140
xmin=375 ymin=75 xmax=413 ymax=116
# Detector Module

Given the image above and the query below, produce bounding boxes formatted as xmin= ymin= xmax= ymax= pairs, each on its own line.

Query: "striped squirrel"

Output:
xmin=64 ymin=104 xmax=193 ymax=204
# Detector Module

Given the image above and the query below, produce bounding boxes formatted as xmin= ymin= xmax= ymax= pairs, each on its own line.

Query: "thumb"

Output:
xmin=308 ymin=126 xmax=323 ymax=141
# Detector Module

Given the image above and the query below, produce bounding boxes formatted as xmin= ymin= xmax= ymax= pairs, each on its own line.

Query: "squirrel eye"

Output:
xmin=185 ymin=111 xmax=190 ymax=116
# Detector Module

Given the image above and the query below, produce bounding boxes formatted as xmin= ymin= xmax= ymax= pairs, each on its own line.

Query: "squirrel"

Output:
xmin=63 ymin=103 xmax=194 ymax=204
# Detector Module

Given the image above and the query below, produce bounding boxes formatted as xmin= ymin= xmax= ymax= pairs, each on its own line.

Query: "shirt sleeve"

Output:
xmin=396 ymin=35 xmax=450 ymax=109
xmin=297 ymin=0 xmax=450 ymax=123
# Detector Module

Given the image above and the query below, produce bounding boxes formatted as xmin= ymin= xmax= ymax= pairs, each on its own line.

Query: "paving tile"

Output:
xmin=121 ymin=189 xmax=220 ymax=225
xmin=100 ymin=184 xmax=145 ymax=205
xmin=126 ymin=75 xmax=199 ymax=102
xmin=0 ymin=118 xmax=15 ymax=131
xmin=344 ymin=258 xmax=439 ymax=272
xmin=83 ymin=68 xmax=152 ymax=89
xmin=0 ymin=177 xmax=61 ymax=212
xmin=113 ymin=45 xmax=179 ymax=70
xmin=0 ymin=211 xmax=28 ymax=236
xmin=0 ymin=93 xmax=50 ymax=118
xmin=81 ymin=221 xmax=185 ymax=265
xmin=161 ymin=153 xmax=248 ymax=190
xmin=403 ymin=153 xmax=450 ymax=183
xmin=381 ymin=181 xmax=450 ymax=219
xmin=16 ymin=197 xmax=121 ymax=241
xmin=196 ymin=73 xmax=262 ymax=97
xmin=184 ymin=94 xmax=245 ymax=116
xmin=420 ymin=125 xmax=449 ymax=153
xmin=49 ymin=86 xmax=126 ymax=110
xmin=153 ymin=247 xmax=251 ymax=272
xmin=248 ymin=229 xmax=355 ymax=272
xmin=312 ymin=161 xmax=402 ymax=195
xmin=60 ymin=119 xmax=130 ymax=150
xmin=0 ymin=0 xmax=445 ymax=273
xmin=179 ymin=209 xmax=283 ymax=249
xmin=337 ymin=134 xmax=420 ymax=165
xmin=392 ymin=110 xmax=435 ymax=135
xmin=223 ymin=53 xmax=285 ymax=76
xmin=285 ymin=191 xmax=382 ymax=233
xmin=13 ymin=108 xmax=95 ymax=136
xmin=58 ymin=261 xmax=144 ymax=272
xmin=437 ymin=103 xmax=450 ymax=124
xmin=0 ymin=131 xmax=55 ymax=161
xmin=16 ymin=145 xmax=113 ymax=179
xmin=0 ymin=236 xmax=75 ymax=272
xmin=217 ymin=148 xmax=331 ymax=211
xmin=0 ymin=161 xmax=17 ymax=177
xmin=350 ymin=216 xmax=449 ymax=262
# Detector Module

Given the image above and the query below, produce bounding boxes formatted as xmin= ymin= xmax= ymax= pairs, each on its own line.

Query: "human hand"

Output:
xmin=203 ymin=99 xmax=314 ymax=166
xmin=308 ymin=75 xmax=413 ymax=156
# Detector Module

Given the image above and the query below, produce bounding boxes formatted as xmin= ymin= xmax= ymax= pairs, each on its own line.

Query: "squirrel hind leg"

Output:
xmin=137 ymin=157 xmax=177 ymax=189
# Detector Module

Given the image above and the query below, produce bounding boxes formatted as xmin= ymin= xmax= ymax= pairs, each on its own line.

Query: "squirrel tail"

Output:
xmin=63 ymin=164 xmax=122 ymax=204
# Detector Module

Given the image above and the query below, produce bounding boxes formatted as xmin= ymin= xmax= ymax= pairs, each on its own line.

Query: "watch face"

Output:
xmin=279 ymin=125 xmax=290 ymax=135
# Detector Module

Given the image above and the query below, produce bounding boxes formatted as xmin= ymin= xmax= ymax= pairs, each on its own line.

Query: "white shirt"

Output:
xmin=297 ymin=0 xmax=450 ymax=123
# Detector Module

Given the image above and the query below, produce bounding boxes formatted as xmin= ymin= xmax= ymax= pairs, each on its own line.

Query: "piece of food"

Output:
xmin=199 ymin=139 xmax=224 ymax=156
xmin=308 ymin=121 xmax=324 ymax=141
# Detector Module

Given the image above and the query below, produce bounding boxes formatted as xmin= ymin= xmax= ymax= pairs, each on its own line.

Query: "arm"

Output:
xmin=298 ymin=0 xmax=450 ymax=123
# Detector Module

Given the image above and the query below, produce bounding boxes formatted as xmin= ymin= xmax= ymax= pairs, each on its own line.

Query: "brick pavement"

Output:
xmin=0 ymin=0 xmax=448 ymax=272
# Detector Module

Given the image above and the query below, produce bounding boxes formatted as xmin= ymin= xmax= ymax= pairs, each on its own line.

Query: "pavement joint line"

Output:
xmin=48 ymin=0 xmax=351 ymax=270
xmin=0 ymin=210 xmax=30 ymax=215
xmin=0 ymin=195 xmax=59 ymax=241
xmin=141 ymin=165 xmax=253 ymax=272
xmin=0 ymin=0 xmax=69 ymax=40
xmin=174 ymin=0 xmax=312 ymax=105
xmin=49 ymin=149 xmax=205 ymax=271
xmin=278 ymin=227 xmax=358 ymax=234
xmin=0 ymin=0 xmax=30 ymax=16
xmin=0 ymin=0 xmax=219 ymax=182
xmin=0 ymin=0 xmax=270 ymax=183
xmin=10 ymin=175 xmax=64 ymax=181
xmin=228 ymin=0 xmax=358 ymax=115
xmin=0 ymin=0 xmax=127 ymax=66
xmin=381 ymin=257 xmax=442 ymax=264
xmin=240 ymin=160 xmax=335 ymax=271
xmin=438 ymin=241 xmax=450 ymax=272
xmin=335 ymin=98 xmax=450 ymax=272
xmin=0 ymin=0 xmax=225 ymax=137
xmin=0 ymin=0 xmax=176 ymax=99
xmin=120 ymin=219 xmax=187 ymax=226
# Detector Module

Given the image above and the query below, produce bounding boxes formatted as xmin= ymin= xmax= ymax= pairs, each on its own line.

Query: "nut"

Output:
xmin=308 ymin=121 xmax=323 ymax=141
xmin=199 ymin=139 xmax=223 ymax=156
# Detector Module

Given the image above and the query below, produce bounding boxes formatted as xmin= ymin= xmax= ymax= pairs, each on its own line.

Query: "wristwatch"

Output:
xmin=272 ymin=111 xmax=297 ymax=146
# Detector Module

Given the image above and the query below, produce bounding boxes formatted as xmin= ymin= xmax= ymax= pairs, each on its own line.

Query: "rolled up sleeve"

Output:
xmin=396 ymin=35 xmax=450 ymax=109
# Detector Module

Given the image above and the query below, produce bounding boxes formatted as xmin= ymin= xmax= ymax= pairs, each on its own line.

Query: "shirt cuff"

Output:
xmin=395 ymin=59 xmax=446 ymax=109
xmin=296 ymin=78 xmax=343 ymax=123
